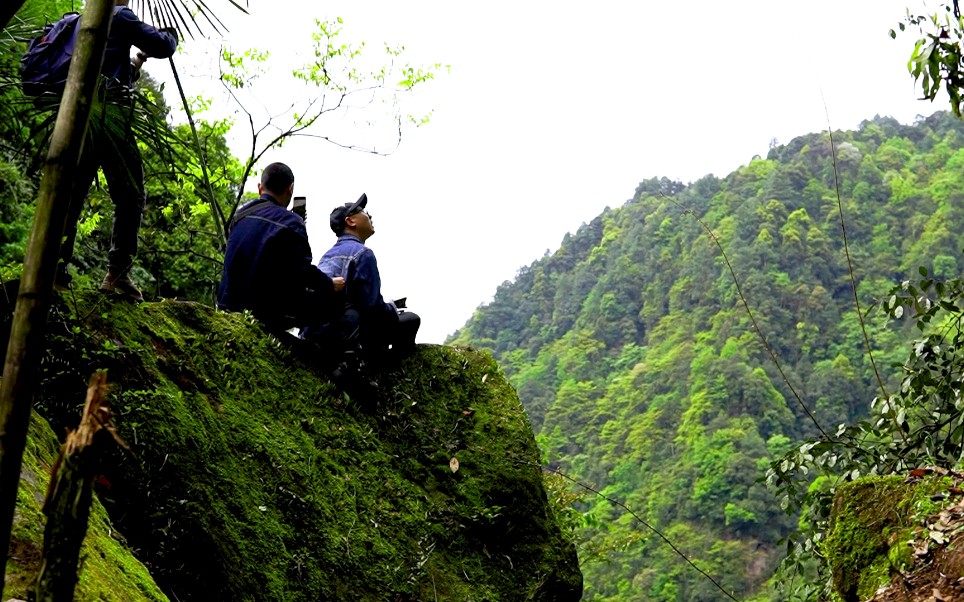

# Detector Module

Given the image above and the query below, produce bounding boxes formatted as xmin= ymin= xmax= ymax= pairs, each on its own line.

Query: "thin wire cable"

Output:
xmin=538 ymin=463 xmax=742 ymax=602
xmin=662 ymin=195 xmax=831 ymax=440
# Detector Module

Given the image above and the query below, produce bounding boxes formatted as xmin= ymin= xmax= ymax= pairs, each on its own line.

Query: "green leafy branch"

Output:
xmin=894 ymin=2 xmax=964 ymax=116
xmin=766 ymin=268 xmax=964 ymax=600
xmin=220 ymin=17 xmax=446 ymax=221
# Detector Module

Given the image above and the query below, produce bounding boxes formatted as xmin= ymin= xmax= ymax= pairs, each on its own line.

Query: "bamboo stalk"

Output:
xmin=0 ymin=0 xmax=27 ymax=35
xmin=0 ymin=1 xmax=116 ymax=596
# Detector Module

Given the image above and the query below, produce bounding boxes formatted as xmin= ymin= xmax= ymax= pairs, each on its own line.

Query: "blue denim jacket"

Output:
xmin=316 ymin=234 xmax=397 ymax=326
xmin=218 ymin=194 xmax=335 ymax=330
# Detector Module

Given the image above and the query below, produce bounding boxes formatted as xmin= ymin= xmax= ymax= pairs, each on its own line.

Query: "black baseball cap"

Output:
xmin=329 ymin=193 xmax=368 ymax=235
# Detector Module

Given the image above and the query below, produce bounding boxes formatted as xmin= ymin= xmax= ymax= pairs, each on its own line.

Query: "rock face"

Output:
xmin=825 ymin=473 xmax=964 ymax=602
xmin=11 ymin=294 xmax=582 ymax=601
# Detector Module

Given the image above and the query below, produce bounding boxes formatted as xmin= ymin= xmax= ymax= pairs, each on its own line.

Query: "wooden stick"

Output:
xmin=34 ymin=371 xmax=127 ymax=602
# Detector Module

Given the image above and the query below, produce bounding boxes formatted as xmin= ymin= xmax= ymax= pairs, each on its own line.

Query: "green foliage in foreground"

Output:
xmin=23 ymin=292 xmax=581 ymax=601
xmin=898 ymin=1 xmax=964 ymax=117
xmin=450 ymin=111 xmax=964 ymax=600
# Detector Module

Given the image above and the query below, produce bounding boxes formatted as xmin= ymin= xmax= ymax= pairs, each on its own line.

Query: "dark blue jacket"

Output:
xmin=218 ymin=195 xmax=337 ymax=331
xmin=103 ymin=7 xmax=177 ymax=87
xmin=316 ymin=234 xmax=398 ymax=328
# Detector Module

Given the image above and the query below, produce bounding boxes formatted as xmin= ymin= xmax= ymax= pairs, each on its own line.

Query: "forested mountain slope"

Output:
xmin=450 ymin=112 xmax=964 ymax=600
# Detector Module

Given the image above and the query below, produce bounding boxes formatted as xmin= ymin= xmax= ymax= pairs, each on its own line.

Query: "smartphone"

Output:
xmin=394 ymin=297 xmax=407 ymax=309
xmin=292 ymin=196 xmax=307 ymax=219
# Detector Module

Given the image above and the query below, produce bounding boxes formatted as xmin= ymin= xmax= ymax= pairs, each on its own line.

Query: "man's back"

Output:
xmin=317 ymin=235 xmax=368 ymax=279
xmin=318 ymin=234 xmax=396 ymax=327
xmin=220 ymin=197 xmax=315 ymax=326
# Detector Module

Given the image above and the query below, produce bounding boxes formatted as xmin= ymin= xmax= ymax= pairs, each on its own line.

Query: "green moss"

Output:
xmin=824 ymin=475 xmax=948 ymax=602
xmin=23 ymin=294 xmax=582 ymax=601
xmin=6 ymin=413 xmax=167 ymax=600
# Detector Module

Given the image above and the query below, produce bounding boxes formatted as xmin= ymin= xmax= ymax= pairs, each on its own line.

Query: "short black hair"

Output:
xmin=260 ymin=162 xmax=294 ymax=194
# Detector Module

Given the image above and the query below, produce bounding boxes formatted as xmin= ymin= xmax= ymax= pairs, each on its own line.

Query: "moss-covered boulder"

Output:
xmin=824 ymin=475 xmax=947 ymax=602
xmin=20 ymin=293 xmax=582 ymax=600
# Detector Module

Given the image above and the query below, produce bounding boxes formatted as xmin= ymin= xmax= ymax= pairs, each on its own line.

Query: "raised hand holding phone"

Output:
xmin=292 ymin=196 xmax=307 ymax=220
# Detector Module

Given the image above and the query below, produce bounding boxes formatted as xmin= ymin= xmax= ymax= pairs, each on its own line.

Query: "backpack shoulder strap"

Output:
xmin=228 ymin=198 xmax=273 ymax=232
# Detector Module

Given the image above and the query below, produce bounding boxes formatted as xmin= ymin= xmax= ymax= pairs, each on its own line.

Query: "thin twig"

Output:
xmin=822 ymin=104 xmax=904 ymax=444
xmin=824 ymin=114 xmax=887 ymax=400
xmin=168 ymin=56 xmax=226 ymax=245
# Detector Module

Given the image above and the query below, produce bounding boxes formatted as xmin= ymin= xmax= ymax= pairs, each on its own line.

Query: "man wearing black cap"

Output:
xmin=218 ymin=162 xmax=344 ymax=335
xmin=303 ymin=193 xmax=420 ymax=366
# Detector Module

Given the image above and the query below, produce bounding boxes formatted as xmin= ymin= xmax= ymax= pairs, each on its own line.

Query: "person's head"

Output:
xmin=115 ymin=0 xmax=130 ymax=6
xmin=258 ymin=162 xmax=295 ymax=207
xmin=329 ymin=193 xmax=374 ymax=241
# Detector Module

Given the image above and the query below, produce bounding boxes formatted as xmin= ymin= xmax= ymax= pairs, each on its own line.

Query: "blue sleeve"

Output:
xmin=353 ymin=250 xmax=396 ymax=320
xmin=113 ymin=8 xmax=177 ymax=58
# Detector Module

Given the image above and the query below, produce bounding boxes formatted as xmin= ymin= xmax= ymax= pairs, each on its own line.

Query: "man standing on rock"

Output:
xmin=57 ymin=0 xmax=180 ymax=301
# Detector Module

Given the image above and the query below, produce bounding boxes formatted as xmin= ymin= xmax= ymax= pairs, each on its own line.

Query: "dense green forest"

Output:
xmin=450 ymin=111 xmax=964 ymax=600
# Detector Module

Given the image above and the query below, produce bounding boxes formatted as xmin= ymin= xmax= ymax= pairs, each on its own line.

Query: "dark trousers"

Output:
xmin=303 ymin=309 xmax=420 ymax=368
xmin=361 ymin=311 xmax=420 ymax=366
xmin=300 ymin=309 xmax=364 ymax=366
xmin=61 ymin=123 xmax=145 ymax=275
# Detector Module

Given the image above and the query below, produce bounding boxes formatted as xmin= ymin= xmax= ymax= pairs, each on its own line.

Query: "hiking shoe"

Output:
xmin=53 ymin=266 xmax=72 ymax=292
xmin=100 ymin=271 xmax=144 ymax=302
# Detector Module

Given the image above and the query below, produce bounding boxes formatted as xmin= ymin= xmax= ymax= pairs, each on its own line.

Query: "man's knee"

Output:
xmin=398 ymin=311 xmax=420 ymax=340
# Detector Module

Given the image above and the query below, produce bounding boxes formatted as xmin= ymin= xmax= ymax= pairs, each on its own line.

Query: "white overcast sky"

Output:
xmin=148 ymin=0 xmax=944 ymax=343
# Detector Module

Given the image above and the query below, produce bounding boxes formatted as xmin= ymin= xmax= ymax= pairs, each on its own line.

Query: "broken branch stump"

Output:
xmin=34 ymin=371 xmax=126 ymax=602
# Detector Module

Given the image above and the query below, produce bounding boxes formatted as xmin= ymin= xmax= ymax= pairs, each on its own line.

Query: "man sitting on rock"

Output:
xmin=302 ymin=193 xmax=419 ymax=369
xmin=218 ymin=162 xmax=344 ymax=337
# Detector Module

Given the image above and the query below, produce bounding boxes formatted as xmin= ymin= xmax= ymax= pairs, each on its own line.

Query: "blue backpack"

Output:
xmin=19 ymin=12 xmax=82 ymax=97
